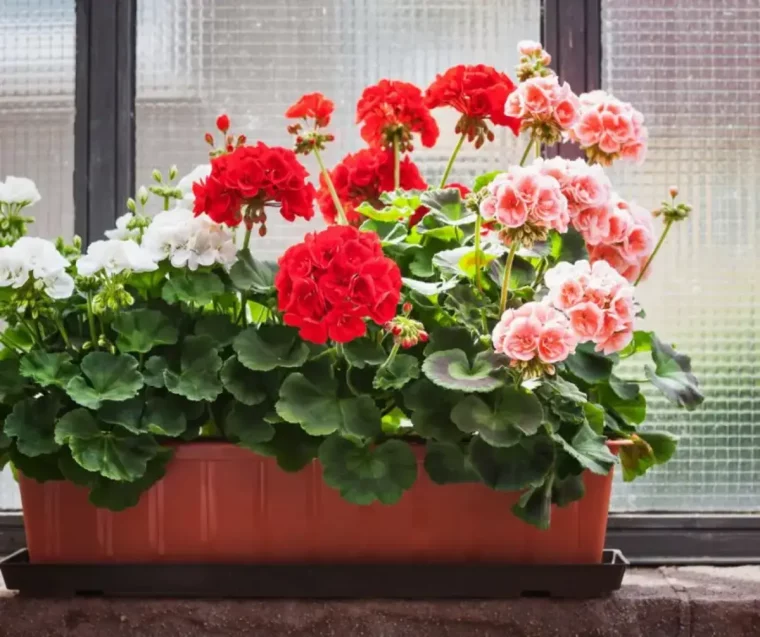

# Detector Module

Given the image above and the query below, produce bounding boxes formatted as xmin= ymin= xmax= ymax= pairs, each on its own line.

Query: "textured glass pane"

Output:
xmin=604 ymin=0 xmax=760 ymax=510
xmin=135 ymin=0 xmax=541 ymax=259
xmin=0 ymin=0 xmax=75 ymax=511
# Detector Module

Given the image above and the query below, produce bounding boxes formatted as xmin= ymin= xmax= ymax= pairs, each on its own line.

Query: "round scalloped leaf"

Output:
xmin=70 ymin=432 xmax=161 ymax=482
xmin=373 ymin=354 xmax=420 ymax=391
xmin=194 ymin=315 xmax=241 ymax=348
xmin=422 ymin=348 xmax=502 ymax=393
xmin=4 ymin=394 xmax=61 ymax=457
xmin=319 ymin=436 xmax=417 ymax=505
xmin=141 ymin=396 xmax=187 ymax=437
xmin=97 ymin=397 xmax=144 ymax=434
xmin=402 ymin=379 xmax=464 ymax=443
xmin=112 ymin=308 xmax=179 ymax=353
xmin=645 ymin=335 xmax=704 ymax=410
xmin=423 ymin=327 xmax=480 ymax=358
xmin=468 ymin=435 xmax=555 ymax=491
xmin=275 ymin=373 xmax=381 ymax=438
xmin=512 ymin=478 xmax=553 ymax=530
xmin=563 ymin=344 xmax=614 ymax=384
xmin=424 ymin=442 xmax=479 ymax=485
xmin=163 ymin=335 xmax=223 ymax=402
xmin=65 ymin=352 xmax=143 ymax=410
xmin=620 ymin=431 xmax=678 ymax=482
xmin=161 ymin=270 xmax=224 ymax=306
xmin=55 ymin=408 xmax=101 ymax=445
xmin=220 ymin=356 xmax=267 ymax=406
xmin=228 ymin=252 xmax=276 ymax=293
xmin=225 ymin=402 xmax=275 ymax=448
xmin=143 ymin=356 xmax=168 ymax=388
xmin=88 ymin=449 xmax=172 ymax=511
xmin=342 ymin=339 xmax=388 ymax=368
xmin=19 ymin=351 xmax=77 ymax=389
xmin=233 ymin=325 xmax=310 ymax=372
xmin=246 ymin=422 xmax=323 ymax=472
xmin=553 ymin=423 xmax=616 ymax=476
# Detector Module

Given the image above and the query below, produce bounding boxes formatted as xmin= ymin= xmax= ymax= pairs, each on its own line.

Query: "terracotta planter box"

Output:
xmin=19 ymin=442 xmax=617 ymax=565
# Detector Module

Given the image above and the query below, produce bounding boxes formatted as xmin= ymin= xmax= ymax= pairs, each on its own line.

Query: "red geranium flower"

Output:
xmin=275 ymin=225 xmax=402 ymax=344
xmin=317 ymin=148 xmax=427 ymax=226
xmin=425 ymin=64 xmax=521 ymax=146
xmin=356 ymin=80 xmax=439 ymax=150
xmin=193 ymin=142 xmax=315 ymax=227
xmin=285 ymin=92 xmax=335 ymax=128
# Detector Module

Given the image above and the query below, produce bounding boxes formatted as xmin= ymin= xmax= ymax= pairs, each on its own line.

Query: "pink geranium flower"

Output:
xmin=505 ymin=75 xmax=581 ymax=142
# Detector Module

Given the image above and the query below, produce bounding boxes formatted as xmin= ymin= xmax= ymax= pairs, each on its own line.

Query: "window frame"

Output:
xmin=1 ymin=0 xmax=758 ymax=565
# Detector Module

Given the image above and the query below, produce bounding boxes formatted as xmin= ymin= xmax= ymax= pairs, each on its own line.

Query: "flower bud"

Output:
xmin=383 ymin=321 xmax=392 ymax=332
xmin=402 ymin=301 xmax=412 ymax=314
xmin=137 ymin=186 xmax=149 ymax=206
xmin=518 ymin=40 xmax=543 ymax=56
xmin=391 ymin=324 xmax=403 ymax=336
xmin=168 ymin=164 xmax=178 ymax=181
xmin=258 ymin=225 xmax=267 ymax=237
xmin=540 ymin=51 xmax=552 ymax=65
xmin=126 ymin=198 xmax=137 ymax=213
xmin=237 ymin=134 xmax=247 ymax=146
xmin=418 ymin=331 xmax=429 ymax=343
xmin=226 ymin=144 xmax=234 ymax=153
xmin=668 ymin=185 xmax=679 ymax=199
xmin=401 ymin=337 xmax=415 ymax=349
xmin=151 ymin=169 xmax=162 ymax=183
xmin=216 ymin=114 xmax=230 ymax=133
xmin=204 ymin=132 xmax=214 ymax=146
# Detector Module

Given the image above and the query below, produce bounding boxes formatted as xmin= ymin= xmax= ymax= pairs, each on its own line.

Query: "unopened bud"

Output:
xmin=137 ymin=186 xmax=149 ymax=206
xmin=668 ymin=185 xmax=679 ymax=199
xmin=204 ymin=133 xmax=214 ymax=146
xmin=126 ymin=198 xmax=137 ymax=213
xmin=540 ymin=51 xmax=552 ymax=65
xmin=151 ymin=169 xmax=162 ymax=183
xmin=383 ymin=321 xmax=392 ymax=332
xmin=168 ymin=164 xmax=178 ymax=181
xmin=401 ymin=338 xmax=415 ymax=349
xmin=324 ymin=133 xmax=335 ymax=142
xmin=418 ymin=331 xmax=429 ymax=343
xmin=216 ymin=114 xmax=230 ymax=133
xmin=226 ymin=144 xmax=234 ymax=153
xmin=402 ymin=302 xmax=412 ymax=314
xmin=258 ymin=225 xmax=267 ymax=237
xmin=237 ymin=134 xmax=247 ymax=145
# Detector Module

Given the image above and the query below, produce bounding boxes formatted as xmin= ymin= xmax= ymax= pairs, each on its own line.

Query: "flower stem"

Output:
xmin=439 ymin=132 xmax=466 ymax=188
xmin=473 ymin=211 xmax=483 ymax=292
xmin=242 ymin=227 xmax=252 ymax=251
xmin=163 ymin=196 xmax=170 ymax=211
xmin=313 ymin=147 xmax=349 ymax=226
xmin=55 ymin=317 xmax=73 ymax=351
xmin=85 ymin=293 xmax=98 ymax=347
xmin=519 ymin=137 xmax=535 ymax=167
xmin=0 ymin=332 xmax=17 ymax=353
xmin=380 ymin=342 xmax=400 ymax=370
xmin=499 ymin=241 xmax=519 ymax=314
xmin=635 ymin=219 xmax=673 ymax=286
xmin=392 ymin=136 xmax=401 ymax=190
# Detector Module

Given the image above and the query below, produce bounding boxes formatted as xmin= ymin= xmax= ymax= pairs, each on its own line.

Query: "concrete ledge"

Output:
xmin=1 ymin=566 xmax=759 ymax=637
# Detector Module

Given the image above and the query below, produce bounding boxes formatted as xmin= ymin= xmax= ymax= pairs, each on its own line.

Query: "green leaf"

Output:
xmin=645 ymin=335 xmax=704 ymax=410
xmin=554 ymin=423 xmax=616 ymax=475
xmin=88 ymin=449 xmax=172 ymax=511
xmin=143 ymin=356 xmax=168 ymax=388
xmin=584 ymin=402 xmax=606 ymax=434
xmin=553 ymin=473 xmax=585 ymax=507
xmin=598 ymin=384 xmax=646 ymax=424
xmin=229 ymin=251 xmax=277 ymax=293
xmin=319 ymin=437 xmax=417 ymax=505
xmin=608 ymin=374 xmax=641 ymax=400
xmin=276 ymin=373 xmax=382 ymax=438
xmin=195 ymin=314 xmax=241 ymax=348
xmin=233 ymin=325 xmax=310 ymax=372
xmin=422 ymin=349 xmax=502 ymax=393
xmin=65 ymin=352 xmax=143 ymax=410
xmin=373 ymin=355 xmax=420 ymax=391
xmin=1 ymin=324 xmax=34 ymax=353
xmin=55 ymin=408 xmax=101 ymax=444
xmin=379 ymin=189 xmax=424 ymax=210
xmin=141 ymin=396 xmax=187 ymax=437
xmin=359 ymin=220 xmax=408 ymax=244
xmin=225 ymin=402 xmax=275 ymax=447
xmin=97 ymin=397 xmax=144 ymax=433
xmin=473 ymin=170 xmax=504 ymax=192
xmin=163 ymin=335 xmax=223 ymax=402
xmin=549 ymin=227 xmax=588 ymax=264
xmin=356 ymin=201 xmax=411 ymax=223
xmin=402 ymin=379 xmax=464 ymax=443
xmin=451 ymin=386 xmax=544 ymax=446
xmin=424 ymin=327 xmax=479 ymax=358
xmin=408 ymin=244 xmax=436 ymax=278
xmin=564 ymin=345 xmax=614 ymax=384
xmin=9 ymin=447 xmax=63 ymax=482
xmin=19 ymin=352 xmax=76 ymax=389
xmin=433 ymin=246 xmax=501 ymax=278
xmin=343 ymin=339 xmax=388 ymax=368
xmin=70 ymin=433 xmax=161 ymax=482
xmin=162 ymin=270 xmax=224 ymax=305
xmin=619 ymin=330 xmax=653 ymax=358
xmin=512 ymin=478 xmax=553 ymax=530
xmin=620 ymin=432 xmax=678 ymax=482
xmin=419 ymin=188 xmax=474 ymax=226
xmin=424 ymin=442 xmax=479 ymax=485
xmin=5 ymin=395 xmax=60 ymax=456
xmin=112 ymin=308 xmax=178 ymax=353
xmin=246 ymin=422 xmax=322 ymax=472
xmin=401 ymin=277 xmax=458 ymax=296
xmin=468 ymin=435 xmax=555 ymax=491
xmin=58 ymin=448 xmax=99 ymax=488
xmin=220 ymin=356 xmax=267 ymax=405
xmin=0 ymin=358 xmax=26 ymax=399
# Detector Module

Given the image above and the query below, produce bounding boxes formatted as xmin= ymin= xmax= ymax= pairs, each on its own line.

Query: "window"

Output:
xmin=603 ymin=0 xmax=760 ymax=511
xmin=0 ymin=0 xmax=76 ymax=511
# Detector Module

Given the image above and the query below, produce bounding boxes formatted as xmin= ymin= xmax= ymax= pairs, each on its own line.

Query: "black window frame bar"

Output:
xmin=2 ymin=0 xmax=759 ymax=566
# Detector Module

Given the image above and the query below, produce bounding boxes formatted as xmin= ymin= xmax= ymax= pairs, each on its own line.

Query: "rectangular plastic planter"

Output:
xmin=19 ymin=442 xmax=617 ymax=565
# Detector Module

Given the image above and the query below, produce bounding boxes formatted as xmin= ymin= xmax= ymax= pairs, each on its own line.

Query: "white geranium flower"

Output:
xmin=0 ymin=176 xmax=41 ymax=207
xmin=105 ymin=213 xmax=141 ymax=241
xmin=40 ymin=271 xmax=75 ymax=299
xmin=77 ymin=239 xmax=158 ymax=276
xmin=142 ymin=206 xmax=237 ymax=271
xmin=176 ymin=164 xmax=211 ymax=209
xmin=0 ymin=245 xmax=29 ymax=288
xmin=13 ymin=237 xmax=70 ymax=279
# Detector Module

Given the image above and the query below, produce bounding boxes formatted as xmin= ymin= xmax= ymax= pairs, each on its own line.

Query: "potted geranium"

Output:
xmin=0 ymin=42 xmax=702 ymax=566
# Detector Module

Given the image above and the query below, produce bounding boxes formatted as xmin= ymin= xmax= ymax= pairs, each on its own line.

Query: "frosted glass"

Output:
xmin=0 ymin=0 xmax=76 ymax=511
xmin=604 ymin=0 xmax=760 ymax=511
xmin=135 ymin=0 xmax=541 ymax=259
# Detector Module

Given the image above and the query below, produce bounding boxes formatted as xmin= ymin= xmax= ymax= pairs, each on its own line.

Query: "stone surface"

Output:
xmin=0 ymin=567 xmax=758 ymax=637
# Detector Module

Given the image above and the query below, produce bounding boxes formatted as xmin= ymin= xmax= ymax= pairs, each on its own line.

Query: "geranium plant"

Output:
xmin=0 ymin=42 xmax=702 ymax=528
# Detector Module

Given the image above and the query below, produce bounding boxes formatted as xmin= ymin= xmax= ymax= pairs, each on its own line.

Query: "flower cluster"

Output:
xmin=570 ymin=90 xmax=648 ymax=165
xmin=77 ymin=239 xmax=158 ymax=277
xmin=492 ymin=302 xmax=577 ymax=377
xmin=425 ymin=64 xmax=521 ymax=146
xmin=285 ymin=92 xmax=335 ymax=128
xmin=275 ymin=225 xmax=401 ymax=344
xmin=356 ymin=79 xmax=439 ymax=151
xmin=544 ymin=260 xmax=636 ymax=355
xmin=317 ymin=148 xmax=427 ymax=225
xmin=193 ymin=142 xmax=316 ymax=228
xmin=142 ymin=207 xmax=237 ymax=271
xmin=0 ymin=176 xmax=41 ymax=208
xmin=0 ymin=237 xmax=74 ymax=299
xmin=480 ymin=164 xmax=569 ymax=244
xmin=505 ymin=74 xmax=580 ymax=144
xmin=536 ymin=157 xmax=654 ymax=281
xmin=515 ymin=40 xmax=553 ymax=81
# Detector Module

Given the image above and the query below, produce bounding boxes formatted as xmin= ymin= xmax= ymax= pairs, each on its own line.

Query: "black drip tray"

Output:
xmin=1 ymin=548 xmax=627 ymax=599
